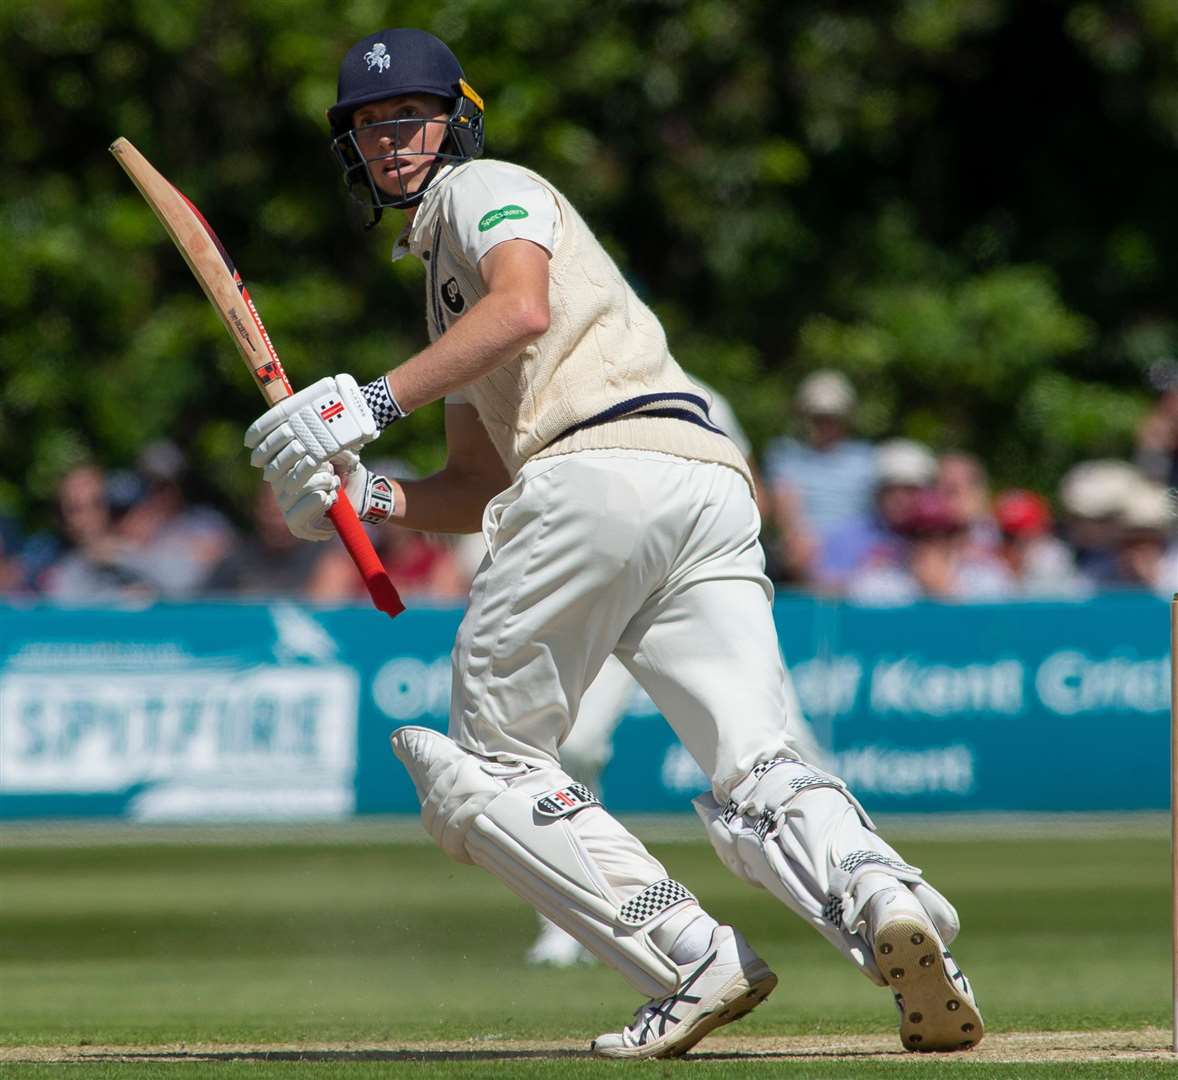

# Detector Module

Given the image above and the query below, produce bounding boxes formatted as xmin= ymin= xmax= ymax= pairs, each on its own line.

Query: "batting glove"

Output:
xmin=244 ymin=373 xmax=407 ymax=489
xmin=274 ymin=456 xmax=396 ymax=542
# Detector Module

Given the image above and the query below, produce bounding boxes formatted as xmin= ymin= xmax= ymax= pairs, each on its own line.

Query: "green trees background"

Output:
xmin=3 ymin=0 xmax=1177 ymax=526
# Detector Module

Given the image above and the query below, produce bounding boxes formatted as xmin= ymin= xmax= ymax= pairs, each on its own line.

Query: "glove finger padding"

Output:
xmin=275 ymin=463 xmax=339 ymax=542
xmin=253 ymin=426 xmax=307 ymax=480
xmin=269 ymin=456 xmax=394 ymax=544
xmin=271 ymin=449 xmax=333 ymax=502
xmin=331 ymin=449 xmax=362 ymax=482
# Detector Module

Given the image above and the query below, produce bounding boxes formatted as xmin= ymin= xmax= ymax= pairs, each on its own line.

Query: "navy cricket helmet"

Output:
xmin=328 ymin=28 xmax=484 ymax=222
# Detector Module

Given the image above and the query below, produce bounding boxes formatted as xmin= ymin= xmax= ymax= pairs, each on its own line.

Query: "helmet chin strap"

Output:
xmin=367 ymin=147 xmax=449 ymax=226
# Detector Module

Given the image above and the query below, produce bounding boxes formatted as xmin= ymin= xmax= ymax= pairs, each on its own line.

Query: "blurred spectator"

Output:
xmin=206 ymin=484 xmax=323 ymax=597
xmin=1104 ymin=480 xmax=1178 ymax=597
xmin=818 ymin=438 xmax=937 ymax=591
xmin=308 ymin=523 xmax=469 ymax=603
xmin=763 ymin=370 xmax=875 ymax=582
xmin=0 ymin=515 xmax=26 ymax=596
xmin=39 ymin=464 xmax=158 ymax=601
xmin=1058 ymin=459 xmax=1139 ymax=586
xmin=306 ymin=459 xmax=469 ymax=604
xmin=846 ymin=489 xmax=1013 ymax=604
xmin=1135 ymin=358 xmax=1178 ymax=487
xmin=115 ymin=440 xmax=235 ymax=597
xmin=994 ymin=490 xmax=1088 ymax=598
xmin=938 ymin=452 xmax=999 ymax=552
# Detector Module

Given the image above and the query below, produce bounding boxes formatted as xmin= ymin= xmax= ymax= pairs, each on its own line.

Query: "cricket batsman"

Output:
xmin=244 ymin=28 xmax=984 ymax=1058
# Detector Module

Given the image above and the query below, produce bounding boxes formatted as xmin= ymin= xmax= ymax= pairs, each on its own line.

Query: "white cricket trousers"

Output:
xmin=450 ymin=449 xmax=805 ymax=798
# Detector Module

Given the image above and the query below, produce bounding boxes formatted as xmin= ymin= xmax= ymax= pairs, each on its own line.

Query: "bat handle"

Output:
xmin=326 ymin=495 xmax=405 ymax=618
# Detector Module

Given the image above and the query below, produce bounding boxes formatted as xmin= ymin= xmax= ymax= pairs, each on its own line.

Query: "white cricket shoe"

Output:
xmin=590 ymin=925 xmax=777 ymax=1059
xmin=525 ymin=917 xmax=595 ymax=968
xmin=866 ymin=887 xmax=984 ymax=1052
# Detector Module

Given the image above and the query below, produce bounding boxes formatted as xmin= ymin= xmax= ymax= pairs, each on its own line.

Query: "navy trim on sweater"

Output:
xmin=549 ymin=392 xmax=726 ymax=446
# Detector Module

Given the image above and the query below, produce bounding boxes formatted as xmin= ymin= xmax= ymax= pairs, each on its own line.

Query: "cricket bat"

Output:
xmin=109 ymin=136 xmax=403 ymax=617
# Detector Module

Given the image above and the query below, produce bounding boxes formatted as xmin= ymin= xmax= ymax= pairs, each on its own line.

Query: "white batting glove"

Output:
xmin=244 ymin=374 xmax=407 ymax=489
xmin=273 ymin=457 xmax=396 ymax=542
xmin=274 ymin=462 xmax=340 ymax=541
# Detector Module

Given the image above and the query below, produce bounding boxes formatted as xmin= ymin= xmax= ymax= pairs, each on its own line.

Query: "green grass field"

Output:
xmin=1 ymin=816 xmax=1173 ymax=1078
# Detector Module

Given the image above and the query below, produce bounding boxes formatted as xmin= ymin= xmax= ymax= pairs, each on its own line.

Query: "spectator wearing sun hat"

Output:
xmin=845 ymin=488 xmax=1014 ymax=604
xmin=1103 ymin=479 xmax=1178 ymax=598
xmin=764 ymin=370 xmax=876 ymax=583
xmin=817 ymin=437 xmax=938 ymax=592
xmin=1057 ymin=459 xmax=1139 ymax=586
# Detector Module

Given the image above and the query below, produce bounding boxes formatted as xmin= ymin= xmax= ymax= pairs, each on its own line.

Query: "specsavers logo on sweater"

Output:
xmin=478 ymin=204 xmax=529 ymax=231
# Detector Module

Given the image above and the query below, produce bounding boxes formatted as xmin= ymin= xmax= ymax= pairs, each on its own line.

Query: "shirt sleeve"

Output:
xmin=444 ymin=162 xmax=560 ymax=266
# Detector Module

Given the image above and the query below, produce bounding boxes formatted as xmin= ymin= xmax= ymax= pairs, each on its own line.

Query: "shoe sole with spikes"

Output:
xmin=873 ymin=916 xmax=984 ymax=1052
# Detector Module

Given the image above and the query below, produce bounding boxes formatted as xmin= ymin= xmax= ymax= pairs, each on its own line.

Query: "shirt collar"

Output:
xmin=390 ymin=162 xmax=462 ymax=262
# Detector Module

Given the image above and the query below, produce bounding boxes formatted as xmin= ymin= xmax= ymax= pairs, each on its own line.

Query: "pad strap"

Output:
xmin=617 ymin=879 xmax=696 ymax=928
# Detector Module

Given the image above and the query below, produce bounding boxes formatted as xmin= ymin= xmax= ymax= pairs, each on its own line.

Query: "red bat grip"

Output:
xmin=326 ymin=494 xmax=405 ymax=618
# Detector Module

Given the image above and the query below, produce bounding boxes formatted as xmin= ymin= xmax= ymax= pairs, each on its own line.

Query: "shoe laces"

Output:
xmin=624 ymin=949 xmax=717 ymax=1046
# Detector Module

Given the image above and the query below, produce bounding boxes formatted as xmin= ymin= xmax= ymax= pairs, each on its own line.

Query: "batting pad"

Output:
xmin=694 ymin=757 xmax=959 ymax=986
xmin=391 ymin=726 xmax=690 ymax=998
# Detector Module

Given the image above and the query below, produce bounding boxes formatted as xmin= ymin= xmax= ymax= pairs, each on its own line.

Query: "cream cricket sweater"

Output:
xmin=403 ymin=160 xmax=752 ymax=490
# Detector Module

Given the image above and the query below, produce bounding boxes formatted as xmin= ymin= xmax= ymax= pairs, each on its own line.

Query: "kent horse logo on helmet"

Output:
xmin=364 ymin=43 xmax=391 ymax=72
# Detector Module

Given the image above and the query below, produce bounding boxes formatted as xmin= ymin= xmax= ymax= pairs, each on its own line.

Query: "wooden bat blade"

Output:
xmin=110 ymin=136 xmax=292 ymax=405
xmin=110 ymin=136 xmax=404 ymax=618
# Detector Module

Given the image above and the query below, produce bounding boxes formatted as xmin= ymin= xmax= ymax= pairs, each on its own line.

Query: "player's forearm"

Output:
xmin=385 ymin=292 xmax=548 ymax=413
xmin=391 ymin=468 xmax=503 ymax=534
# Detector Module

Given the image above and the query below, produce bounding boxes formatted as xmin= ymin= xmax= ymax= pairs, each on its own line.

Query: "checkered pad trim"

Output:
xmin=821 ymin=895 xmax=845 ymax=929
xmin=617 ymin=879 xmax=695 ymax=928
xmin=752 ymin=809 xmax=778 ymax=840
xmin=838 ymin=851 xmax=919 ymax=876
xmin=752 ymin=758 xmax=829 ymax=791
xmin=360 ymin=376 xmax=407 ymax=432
xmin=720 ymin=759 xmax=824 ymax=832
xmin=788 ymin=772 xmax=830 ymax=793
xmin=534 ymin=783 xmax=600 ymax=819
xmin=751 ymin=757 xmax=800 ymax=780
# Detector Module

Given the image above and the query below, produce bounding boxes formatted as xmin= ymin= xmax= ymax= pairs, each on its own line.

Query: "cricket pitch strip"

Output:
xmin=0 ymin=1028 xmax=1170 ymax=1063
